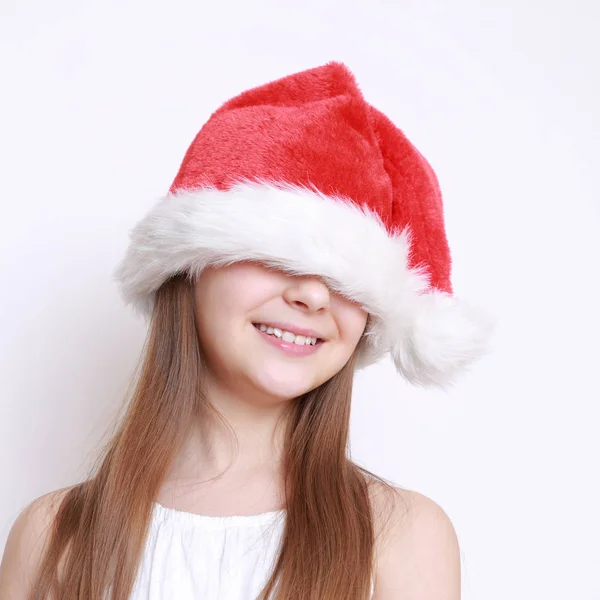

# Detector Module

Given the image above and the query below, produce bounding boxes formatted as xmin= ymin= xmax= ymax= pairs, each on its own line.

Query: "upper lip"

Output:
xmin=253 ymin=321 xmax=326 ymax=340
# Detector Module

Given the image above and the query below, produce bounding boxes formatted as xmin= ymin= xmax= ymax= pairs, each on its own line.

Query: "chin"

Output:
xmin=239 ymin=342 xmax=342 ymax=400
xmin=250 ymin=368 xmax=323 ymax=401
xmin=260 ymin=378 xmax=317 ymax=401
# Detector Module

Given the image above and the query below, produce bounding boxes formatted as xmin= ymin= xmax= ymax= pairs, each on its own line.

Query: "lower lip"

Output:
xmin=254 ymin=326 xmax=323 ymax=356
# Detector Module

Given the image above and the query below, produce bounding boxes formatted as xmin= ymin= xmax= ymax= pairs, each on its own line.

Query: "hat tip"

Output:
xmin=389 ymin=292 xmax=496 ymax=388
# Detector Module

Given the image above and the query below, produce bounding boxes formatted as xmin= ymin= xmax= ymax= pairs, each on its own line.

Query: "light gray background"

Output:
xmin=1 ymin=1 xmax=598 ymax=598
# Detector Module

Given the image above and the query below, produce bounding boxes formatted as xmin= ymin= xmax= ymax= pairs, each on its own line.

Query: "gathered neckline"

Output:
xmin=152 ymin=502 xmax=287 ymax=529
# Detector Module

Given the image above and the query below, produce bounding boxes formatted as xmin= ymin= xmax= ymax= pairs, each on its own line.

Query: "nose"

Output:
xmin=283 ymin=276 xmax=331 ymax=313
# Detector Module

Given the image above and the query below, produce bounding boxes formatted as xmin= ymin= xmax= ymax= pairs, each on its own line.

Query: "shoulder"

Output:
xmin=370 ymin=484 xmax=461 ymax=600
xmin=0 ymin=486 xmax=75 ymax=600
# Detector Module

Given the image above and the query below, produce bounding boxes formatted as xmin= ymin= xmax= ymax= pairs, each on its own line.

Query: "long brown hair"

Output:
xmin=30 ymin=272 xmax=400 ymax=600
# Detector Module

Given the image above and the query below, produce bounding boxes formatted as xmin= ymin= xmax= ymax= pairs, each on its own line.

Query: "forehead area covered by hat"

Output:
xmin=116 ymin=180 xmax=427 ymax=317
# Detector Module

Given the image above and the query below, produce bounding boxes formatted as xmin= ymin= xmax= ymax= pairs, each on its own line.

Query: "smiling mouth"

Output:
xmin=252 ymin=323 xmax=324 ymax=345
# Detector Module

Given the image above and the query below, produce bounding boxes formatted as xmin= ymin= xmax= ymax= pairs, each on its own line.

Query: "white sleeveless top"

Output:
xmin=129 ymin=503 xmax=375 ymax=599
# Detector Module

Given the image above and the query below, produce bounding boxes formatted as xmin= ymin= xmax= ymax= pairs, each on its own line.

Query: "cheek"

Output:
xmin=194 ymin=276 xmax=252 ymax=335
xmin=194 ymin=289 xmax=238 ymax=358
xmin=336 ymin=303 xmax=369 ymax=346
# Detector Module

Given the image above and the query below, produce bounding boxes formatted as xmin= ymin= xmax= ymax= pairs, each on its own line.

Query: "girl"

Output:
xmin=0 ymin=61 xmax=493 ymax=600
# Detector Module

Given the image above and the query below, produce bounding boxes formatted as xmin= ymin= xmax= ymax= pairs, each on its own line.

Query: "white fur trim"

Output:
xmin=114 ymin=181 xmax=492 ymax=386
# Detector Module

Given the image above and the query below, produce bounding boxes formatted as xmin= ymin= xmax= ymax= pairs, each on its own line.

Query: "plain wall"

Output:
xmin=1 ymin=1 xmax=598 ymax=598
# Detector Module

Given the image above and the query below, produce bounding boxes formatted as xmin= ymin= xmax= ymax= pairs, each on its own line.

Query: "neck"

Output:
xmin=159 ymin=374 xmax=293 ymax=512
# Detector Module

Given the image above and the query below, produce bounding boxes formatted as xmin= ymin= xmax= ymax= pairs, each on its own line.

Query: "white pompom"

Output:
xmin=389 ymin=292 xmax=496 ymax=389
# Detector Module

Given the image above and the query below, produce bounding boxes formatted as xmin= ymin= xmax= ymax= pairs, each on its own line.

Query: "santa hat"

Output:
xmin=114 ymin=61 xmax=494 ymax=388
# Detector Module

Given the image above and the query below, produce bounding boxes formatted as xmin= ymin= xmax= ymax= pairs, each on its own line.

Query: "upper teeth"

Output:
xmin=255 ymin=323 xmax=319 ymax=346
